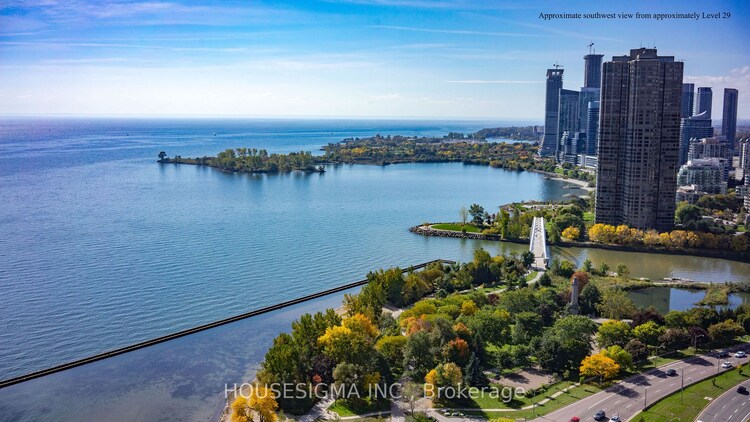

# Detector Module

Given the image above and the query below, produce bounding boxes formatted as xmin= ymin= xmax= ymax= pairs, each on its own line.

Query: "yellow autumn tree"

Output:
xmin=460 ymin=300 xmax=478 ymax=316
xmin=580 ymin=354 xmax=620 ymax=384
xmin=231 ymin=385 xmax=279 ymax=422
xmin=318 ymin=313 xmax=379 ymax=363
xmin=231 ymin=396 xmax=252 ymax=422
xmin=562 ymin=226 xmax=580 ymax=241
xmin=248 ymin=385 xmax=278 ymax=422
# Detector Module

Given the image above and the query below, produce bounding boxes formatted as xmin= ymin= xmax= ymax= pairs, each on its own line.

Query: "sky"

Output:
xmin=1 ymin=0 xmax=749 ymax=120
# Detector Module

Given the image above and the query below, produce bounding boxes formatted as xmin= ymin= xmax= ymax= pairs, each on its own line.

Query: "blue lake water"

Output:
xmin=0 ymin=117 xmax=748 ymax=421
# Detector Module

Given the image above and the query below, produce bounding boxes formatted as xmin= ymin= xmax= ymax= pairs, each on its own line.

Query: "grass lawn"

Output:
xmin=328 ymin=398 xmax=391 ymax=417
xmin=525 ymin=271 xmax=538 ymax=282
xmin=583 ymin=211 xmax=595 ymax=223
xmin=634 ymin=367 xmax=750 ymax=422
xmin=434 ymin=380 xmax=603 ymax=419
xmin=452 ymin=381 xmax=603 ymax=420
xmin=431 ymin=223 xmax=482 ymax=233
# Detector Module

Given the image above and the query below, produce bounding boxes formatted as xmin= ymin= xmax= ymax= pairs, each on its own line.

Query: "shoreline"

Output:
xmin=410 ymin=224 xmax=750 ymax=266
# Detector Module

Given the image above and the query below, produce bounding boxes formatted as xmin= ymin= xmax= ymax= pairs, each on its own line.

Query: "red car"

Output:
xmin=570 ymin=418 xmax=581 ymax=422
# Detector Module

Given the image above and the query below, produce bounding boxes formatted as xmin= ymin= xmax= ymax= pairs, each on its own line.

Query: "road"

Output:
xmin=696 ymin=377 xmax=750 ymax=422
xmin=529 ymin=343 xmax=750 ymax=422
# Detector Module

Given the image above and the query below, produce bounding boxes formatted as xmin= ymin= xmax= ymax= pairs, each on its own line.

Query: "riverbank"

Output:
xmin=410 ymin=224 xmax=750 ymax=265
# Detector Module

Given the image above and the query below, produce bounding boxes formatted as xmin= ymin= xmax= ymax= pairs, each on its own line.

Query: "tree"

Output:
xmin=624 ymin=339 xmax=649 ymax=365
xmin=318 ymin=313 xmax=379 ymax=365
xmin=521 ymin=250 xmax=534 ymax=268
xmin=402 ymin=381 xmax=423 ymax=416
xmin=580 ymin=354 xmax=620 ymax=383
xmin=616 ymin=264 xmax=630 ymax=279
xmin=463 ymin=353 xmax=489 ymax=387
xmin=469 ymin=204 xmax=486 ymax=226
xmin=461 ymin=300 xmax=478 ymax=316
xmin=597 ymin=288 xmax=637 ymax=320
xmin=659 ymin=328 xmax=690 ymax=351
xmin=403 ymin=331 xmax=435 ymax=380
xmin=231 ymin=396 xmax=252 ymax=422
xmin=602 ymin=345 xmax=633 ymax=371
xmin=443 ymin=338 xmax=470 ymax=366
xmin=633 ymin=321 xmax=666 ymax=347
xmin=425 ymin=362 xmax=463 ymax=400
xmin=632 ymin=307 xmax=665 ymax=327
xmin=708 ymin=320 xmax=745 ymax=346
xmin=234 ymin=385 xmax=278 ymax=422
xmin=597 ymin=320 xmax=633 ymax=348
xmin=675 ymin=203 xmax=703 ymax=227
xmin=158 ymin=151 xmax=167 ymax=161
xmin=538 ymin=272 xmax=552 ymax=287
xmin=375 ymin=335 xmax=408 ymax=374
xmin=552 ymin=260 xmax=576 ymax=278
xmin=562 ymin=226 xmax=581 ymax=241
xmin=459 ymin=206 xmax=469 ymax=226
xmin=578 ymin=283 xmax=602 ymax=316
xmin=582 ymin=258 xmax=594 ymax=273
xmin=538 ymin=315 xmax=597 ymax=373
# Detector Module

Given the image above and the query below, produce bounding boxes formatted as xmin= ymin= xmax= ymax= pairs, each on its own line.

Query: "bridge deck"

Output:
xmin=529 ymin=216 xmax=549 ymax=270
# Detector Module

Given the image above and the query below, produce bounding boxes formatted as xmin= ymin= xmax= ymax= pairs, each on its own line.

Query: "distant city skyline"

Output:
xmin=0 ymin=0 xmax=748 ymax=119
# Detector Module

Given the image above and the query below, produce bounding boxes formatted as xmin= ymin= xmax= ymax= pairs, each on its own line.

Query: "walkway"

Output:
xmin=529 ymin=216 xmax=549 ymax=270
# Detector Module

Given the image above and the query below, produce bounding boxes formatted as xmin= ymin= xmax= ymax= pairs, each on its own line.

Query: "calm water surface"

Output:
xmin=0 ymin=117 xmax=748 ymax=421
xmin=628 ymin=287 xmax=750 ymax=314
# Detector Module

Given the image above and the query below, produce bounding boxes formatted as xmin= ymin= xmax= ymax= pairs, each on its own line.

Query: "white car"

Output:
xmin=735 ymin=351 xmax=747 ymax=358
xmin=722 ymin=361 xmax=733 ymax=368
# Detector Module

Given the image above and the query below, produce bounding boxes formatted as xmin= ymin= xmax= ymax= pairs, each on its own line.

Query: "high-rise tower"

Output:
xmin=595 ymin=48 xmax=683 ymax=231
xmin=541 ymin=67 xmax=564 ymax=157
xmin=722 ymin=88 xmax=739 ymax=149
xmin=695 ymin=87 xmax=713 ymax=119
xmin=583 ymin=54 xmax=604 ymax=89
xmin=681 ymin=83 xmax=694 ymax=118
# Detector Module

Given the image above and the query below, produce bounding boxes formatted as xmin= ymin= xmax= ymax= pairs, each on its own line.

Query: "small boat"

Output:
xmin=213 ymin=132 xmax=217 ymax=136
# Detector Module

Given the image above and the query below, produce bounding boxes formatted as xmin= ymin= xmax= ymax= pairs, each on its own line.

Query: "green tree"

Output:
xmin=463 ymin=353 xmax=488 ymax=387
xmin=596 ymin=320 xmax=633 ymax=348
xmin=602 ymin=345 xmax=633 ymax=371
xmin=538 ymin=272 xmax=552 ymax=287
xmin=597 ymin=288 xmax=637 ymax=319
xmin=675 ymin=203 xmax=703 ymax=227
xmin=578 ymin=283 xmax=602 ymax=316
xmin=403 ymin=331 xmax=435 ymax=380
xmin=708 ymin=320 xmax=745 ymax=346
xmin=633 ymin=321 xmax=666 ymax=347
xmin=582 ymin=258 xmax=594 ymax=273
xmin=469 ymin=204 xmax=486 ymax=226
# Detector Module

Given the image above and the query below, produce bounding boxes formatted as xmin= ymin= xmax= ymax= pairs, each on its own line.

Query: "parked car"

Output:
xmin=609 ymin=416 xmax=621 ymax=422
xmin=738 ymin=385 xmax=748 ymax=394
xmin=718 ymin=350 xmax=730 ymax=358
xmin=594 ymin=410 xmax=606 ymax=420
xmin=735 ymin=351 xmax=747 ymax=358
xmin=569 ymin=418 xmax=581 ymax=422
xmin=666 ymin=368 xmax=677 ymax=376
xmin=723 ymin=361 xmax=733 ymax=368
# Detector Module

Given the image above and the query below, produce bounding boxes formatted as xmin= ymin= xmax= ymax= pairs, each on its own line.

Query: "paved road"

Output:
xmin=529 ymin=344 xmax=750 ymax=422
xmin=696 ymin=377 xmax=750 ymax=422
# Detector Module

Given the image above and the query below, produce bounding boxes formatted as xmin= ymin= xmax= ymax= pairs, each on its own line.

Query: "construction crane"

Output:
xmin=587 ymin=42 xmax=595 ymax=54
xmin=552 ymin=61 xmax=563 ymax=69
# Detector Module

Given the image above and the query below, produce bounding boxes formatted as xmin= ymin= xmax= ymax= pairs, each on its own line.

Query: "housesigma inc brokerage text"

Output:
xmin=539 ymin=11 xmax=732 ymax=20
xmin=225 ymin=382 xmax=527 ymax=402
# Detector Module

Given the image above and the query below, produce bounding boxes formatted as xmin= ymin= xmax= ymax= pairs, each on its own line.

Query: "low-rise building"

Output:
xmin=676 ymin=158 xmax=727 ymax=198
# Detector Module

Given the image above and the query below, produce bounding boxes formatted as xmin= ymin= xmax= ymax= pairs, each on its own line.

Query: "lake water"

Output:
xmin=628 ymin=287 xmax=750 ymax=314
xmin=0 ymin=117 xmax=748 ymax=421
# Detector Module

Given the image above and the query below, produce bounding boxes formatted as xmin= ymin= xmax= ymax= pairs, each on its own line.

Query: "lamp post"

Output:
xmin=644 ymin=387 xmax=648 ymax=409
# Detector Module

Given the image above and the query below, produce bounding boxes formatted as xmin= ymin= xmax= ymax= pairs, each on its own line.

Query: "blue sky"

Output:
xmin=1 ymin=0 xmax=748 ymax=120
